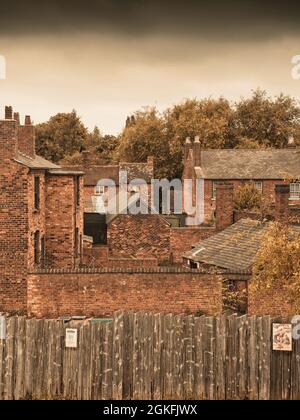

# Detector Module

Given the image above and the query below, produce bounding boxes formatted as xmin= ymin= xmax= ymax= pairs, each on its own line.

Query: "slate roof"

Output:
xmin=62 ymin=162 xmax=153 ymax=186
xmin=194 ymin=149 xmax=300 ymax=180
xmin=14 ymin=152 xmax=60 ymax=170
xmin=183 ymin=218 xmax=300 ymax=272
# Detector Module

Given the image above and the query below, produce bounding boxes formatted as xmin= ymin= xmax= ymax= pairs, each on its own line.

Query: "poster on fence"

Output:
xmin=65 ymin=328 xmax=78 ymax=348
xmin=0 ymin=316 xmax=6 ymax=340
xmin=273 ymin=324 xmax=292 ymax=352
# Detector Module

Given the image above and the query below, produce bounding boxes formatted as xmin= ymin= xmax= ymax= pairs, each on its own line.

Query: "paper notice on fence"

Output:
xmin=65 ymin=329 xmax=78 ymax=348
xmin=273 ymin=324 xmax=292 ymax=352
xmin=0 ymin=316 xmax=6 ymax=340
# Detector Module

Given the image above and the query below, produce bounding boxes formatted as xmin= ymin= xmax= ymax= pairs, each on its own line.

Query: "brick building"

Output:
xmin=183 ymin=183 xmax=300 ymax=315
xmin=62 ymin=155 xmax=154 ymax=216
xmin=183 ymin=137 xmax=300 ymax=224
xmin=0 ymin=106 xmax=84 ymax=313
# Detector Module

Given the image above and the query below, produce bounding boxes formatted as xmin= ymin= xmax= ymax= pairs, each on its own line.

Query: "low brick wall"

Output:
xmin=27 ymin=269 xmax=222 ymax=318
xmin=248 ymin=282 xmax=294 ymax=317
xmin=170 ymin=227 xmax=216 ymax=262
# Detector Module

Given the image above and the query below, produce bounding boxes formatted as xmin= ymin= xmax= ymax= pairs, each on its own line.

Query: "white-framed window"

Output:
xmin=254 ymin=181 xmax=263 ymax=193
xmin=290 ymin=183 xmax=300 ymax=200
xmin=95 ymin=185 xmax=105 ymax=195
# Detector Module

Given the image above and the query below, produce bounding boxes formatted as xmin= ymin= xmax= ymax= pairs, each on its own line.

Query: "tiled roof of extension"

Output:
xmin=195 ymin=149 xmax=300 ymax=179
xmin=183 ymin=218 xmax=300 ymax=272
xmin=14 ymin=153 xmax=84 ymax=175
xmin=14 ymin=152 xmax=60 ymax=170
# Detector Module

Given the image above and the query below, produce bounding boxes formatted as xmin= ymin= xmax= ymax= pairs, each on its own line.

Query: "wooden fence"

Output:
xmin=0 ymin=312 xmax=299 ymax=400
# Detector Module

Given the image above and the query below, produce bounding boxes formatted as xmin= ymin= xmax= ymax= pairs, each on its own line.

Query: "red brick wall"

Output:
xmin=0 ymin=160 xmax=29 ymax=313
xmin=27 ymin=270 xmax=223 ymax=318
xmin=28 ymin=171 xmax=46 ymax=269
xmin=18 ymin=124 xmax=35 ymax=158
xmin=216 ymin=184 xmax=234 ymax=231
xmin=248 ymin=281 xmax=293 ymax=317
xmin=170 ymin=227 xmax=216 ymax=262
xmin=45 ymin=174 xmax=84 ymax=268
xmin=83 ymin=245 xmax=158 ymax=268
xmin=108 ymin=215 xmax=171 ymax=263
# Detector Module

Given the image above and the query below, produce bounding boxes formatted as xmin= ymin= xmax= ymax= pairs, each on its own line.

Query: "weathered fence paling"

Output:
xmin=0 ymin=312 xmax=298 ymax=400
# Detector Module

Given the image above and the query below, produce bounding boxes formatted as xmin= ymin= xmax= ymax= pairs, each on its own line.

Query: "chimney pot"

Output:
xmin=25 ymin=115 xmax=31 ymax=125
xmin=5 ymin=106 xmax=13 ymax=120
xmin=13 ymin=112 xmax=20 ymax=125
xmin=185 ymin=137 xmax=191 ymax=144
xmin=194 ymin=136 xmax=200 ymax=143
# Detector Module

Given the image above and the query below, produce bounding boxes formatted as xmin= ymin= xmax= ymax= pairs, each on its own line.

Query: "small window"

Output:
xmin=212 ymin=181 xmax=217 ymax=199
xmin=95 ymin=185 xmax=105 ymax=195
xmin=254 ymin=181 xmax=263 ymax=194
xmin=34 ymin=231 xmax=40 ymax=266
xmin=34 ymin=176 xmax=40 ymax=210
xmin=290 ymin=183 xmax=300 ymax=200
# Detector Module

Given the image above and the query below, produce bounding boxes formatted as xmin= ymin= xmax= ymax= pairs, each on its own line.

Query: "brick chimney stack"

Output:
xmin=25 ymin=115 xmax=31 ymax=125
xmin=18 ymin=114 xmax=35 ymax=158
xmin=0 ymin=106 xmax=17 ymax=161
xmin=193 ymin=135 xmax=201 ymax=166
xmin=215 ymin=183 xmax=234 ymax=231
xmin=275 ymin=184 xmax=290 ymax=224
xmin=5 ymin=106 xmax=13 ymax=119
xmin=14 ymin=112 xmax=20 ymax=125
xmin=184 ymin=137 xmax=192 ymax=162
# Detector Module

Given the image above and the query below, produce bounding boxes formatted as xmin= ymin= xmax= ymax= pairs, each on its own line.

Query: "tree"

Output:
xmin=234 ymin=89 xmax=300 ymax=148
xmin=116 ymin=107 xmax=171 ymax=179
xmin=234 ymin=183 xmax=262 ymax=211
xmin=95 ymin=134 xmax=119 ymax=161
xmin=165 ymin=98 xmax=235 ymax=177
xmin=35 ymin=110 xmax=88 ymax=162
xmin=85 ymin=126 xmax=102 ymax=148
xmin=251 ymin=223 xmax=300 ymax=313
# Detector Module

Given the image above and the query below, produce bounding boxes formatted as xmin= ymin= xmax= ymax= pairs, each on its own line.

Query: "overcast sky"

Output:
xmin=0 ymin=0 xmax=300 ymax=134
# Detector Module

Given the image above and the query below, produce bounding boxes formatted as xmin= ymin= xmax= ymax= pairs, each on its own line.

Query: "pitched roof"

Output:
xmin=61 ymin=165 xmax=120 ymax=186
xmin=183 ymin=218 xmax=300 ymax=272
xmin=194 ymin=149 xmax=300 ymax=180
xmin=62 ymin=161 xmax=153 ymax=186
xmin=14 ymin=152 xmax=60 ymax=170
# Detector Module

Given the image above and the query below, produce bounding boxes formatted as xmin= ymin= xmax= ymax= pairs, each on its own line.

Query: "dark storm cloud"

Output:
xmin=1 ymin=0 xmax=300 ymax=39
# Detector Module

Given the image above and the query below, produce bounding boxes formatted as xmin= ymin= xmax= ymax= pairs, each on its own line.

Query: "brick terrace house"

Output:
xmin=0 ymin=106 xmax=84 ymax=313
xmin=62 ymin=155 xmax=155 ymax=244
xmin=62 ymin=155 xmax=154 ymax=215
xmin=183 ymin=136 xmax=300 ymax=223
xmin=183 ymin=183 xmax=300 ymax=315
